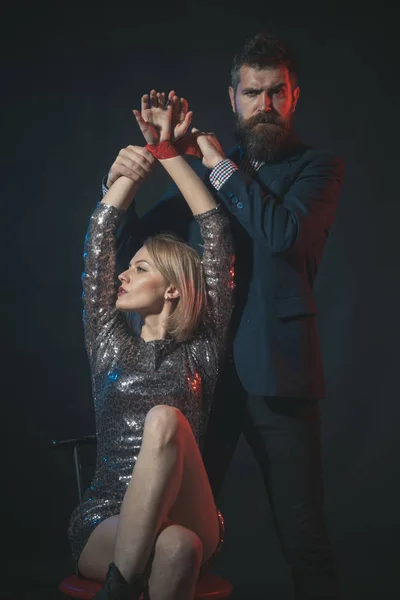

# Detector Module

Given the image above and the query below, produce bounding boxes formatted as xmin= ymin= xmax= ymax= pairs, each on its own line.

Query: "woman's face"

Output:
xmin=116 ymin=246 xmax=169 ymax=314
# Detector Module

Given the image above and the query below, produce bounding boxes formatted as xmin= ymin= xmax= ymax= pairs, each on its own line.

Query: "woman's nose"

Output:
xmin=118 ymin=271 xmax=128 ymax=283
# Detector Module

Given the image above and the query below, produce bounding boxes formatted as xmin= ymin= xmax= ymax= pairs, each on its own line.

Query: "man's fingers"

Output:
xmin=106 ymin=171 xmax=117 ymax=187
xmin=121 ymin=146 xmax=155 ymax=170
xmin=115 ymin=157 xmax=149 ymax=180
xmin=133 ymin=146 xmax=156 ymax=164
xmin=191 ymin=127 xmax=205 ymax=138
xmin=124 ymin=145 xmax=155 ymax=166
xmin=108 ymin=164 xmax=140 ymax=186
xmin=108 ymin=145 xmax=155 ymax=187
xmin=191 ymin=127 xmax=215 ymax=138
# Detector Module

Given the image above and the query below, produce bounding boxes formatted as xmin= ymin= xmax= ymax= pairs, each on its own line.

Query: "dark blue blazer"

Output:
xmin=116 ymin=143 xmax=345 ymax=399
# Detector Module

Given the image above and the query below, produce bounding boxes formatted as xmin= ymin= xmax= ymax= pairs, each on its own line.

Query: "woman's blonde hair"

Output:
xmin=144 ymin=234 xmax=207 ymax=342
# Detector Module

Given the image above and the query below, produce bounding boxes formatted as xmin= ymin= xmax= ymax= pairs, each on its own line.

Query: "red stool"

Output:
xmin=59 ymin=572 xmax=233 ymax=598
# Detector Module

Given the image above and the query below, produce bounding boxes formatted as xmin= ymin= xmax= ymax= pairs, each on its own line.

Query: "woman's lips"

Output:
xmin=118 ymin=287 xmax=127 ymax=296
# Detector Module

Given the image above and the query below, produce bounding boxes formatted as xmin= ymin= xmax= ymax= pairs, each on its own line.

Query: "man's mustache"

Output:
xmin=243 ymin=111 xmax=285 ymax=128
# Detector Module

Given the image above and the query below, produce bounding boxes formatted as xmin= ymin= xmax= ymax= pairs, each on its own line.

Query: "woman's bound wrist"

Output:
xmin=145 ymin=141 xmax=179 ymax=160
xmin=145 ymin=134 xmax=202 ymax=160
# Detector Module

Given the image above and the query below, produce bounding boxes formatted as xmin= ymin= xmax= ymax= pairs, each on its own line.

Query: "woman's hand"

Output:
xmin=169 ymin=90 xmax=193 ymax=141
xmin=133 ymin=89 xmax=192 ymax=145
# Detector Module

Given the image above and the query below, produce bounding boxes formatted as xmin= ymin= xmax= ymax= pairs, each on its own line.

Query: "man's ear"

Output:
xmin=292 ymin=86 xmax=300 ymax=111
xmin=228 ymin=86 xmax=236 ymax=113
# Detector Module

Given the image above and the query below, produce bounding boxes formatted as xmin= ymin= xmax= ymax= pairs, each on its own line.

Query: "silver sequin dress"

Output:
xmin=68 ymin=202 xmax=235 ymax=562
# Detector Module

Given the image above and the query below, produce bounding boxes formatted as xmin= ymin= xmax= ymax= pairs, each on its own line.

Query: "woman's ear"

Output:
xmin=165 ymin=285 xmax=180 ymax=301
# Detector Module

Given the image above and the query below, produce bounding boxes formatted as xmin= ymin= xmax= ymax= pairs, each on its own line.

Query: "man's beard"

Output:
xmin=234 ymin=110 xmax=295 ymax=163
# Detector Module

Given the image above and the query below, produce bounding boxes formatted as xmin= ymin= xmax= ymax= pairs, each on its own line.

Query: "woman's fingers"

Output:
xmin=150 ymin=89 xmax=158 ymax=108
xmin=176 ymin=110 xmax=193 ymax=137
xmin=157 ymin=91 xmax=166 ymax=108
xmin=132 ymin=109 xmax=156 ymax=144
xmin=121 ymin=146 xmax=154 ymax=169
xmin=133 ymin=109 xmax=147 ymax=129
xmin=141 ymin=94 xmax=150 ymax=112
xmin=172 ymin=94 xmax=180 ymax=116
xmin=180 ymin=97 xmax=188 ymax=120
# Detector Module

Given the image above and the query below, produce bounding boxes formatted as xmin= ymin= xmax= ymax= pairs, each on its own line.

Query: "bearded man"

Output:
xmin=104 ymin=31 xmax=345 ymax=600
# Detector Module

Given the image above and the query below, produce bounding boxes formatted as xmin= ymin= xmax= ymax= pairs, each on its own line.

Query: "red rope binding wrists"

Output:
xmin=145 ymin=135 xmax=202 ymax=160
xmin=175 ymin=136 xmax=202 ymax=158
xmin=145 ymin=141 xmax=180 ymax=159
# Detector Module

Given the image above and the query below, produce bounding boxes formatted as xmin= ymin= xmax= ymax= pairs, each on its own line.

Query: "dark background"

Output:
xmin=3 ymin=2 xmax=400 ymax=598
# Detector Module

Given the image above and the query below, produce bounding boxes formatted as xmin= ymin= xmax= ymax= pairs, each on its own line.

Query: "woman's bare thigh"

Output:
xmin=166 ymin=410 xmax=220 ymax=563
xmin=77 ymin=515 xmax=119 ymax=581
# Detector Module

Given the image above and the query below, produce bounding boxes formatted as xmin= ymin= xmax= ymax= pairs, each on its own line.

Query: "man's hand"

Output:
xmin=192 ymin=128 xmax=225 ymax=169
xmin=106 ymin=145 xmax=155 ymax=189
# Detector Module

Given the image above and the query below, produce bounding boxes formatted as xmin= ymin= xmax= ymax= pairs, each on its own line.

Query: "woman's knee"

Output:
xmin=155 ymin=524 xmax=203 ymax=571
xmin=144 ymin=405 xmax=185 ymax=449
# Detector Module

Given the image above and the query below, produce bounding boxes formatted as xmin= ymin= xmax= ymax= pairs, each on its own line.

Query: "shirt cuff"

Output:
xmin=209 ymin=159 xmax=238 ymax=190
xmin=101 ymin=175 xmax=109 ymax=198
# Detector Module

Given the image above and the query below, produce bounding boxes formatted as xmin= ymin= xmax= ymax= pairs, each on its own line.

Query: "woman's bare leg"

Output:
xmin=78 ymin=516 xmax=118 ymax=581
xmin=78 ymin=405 xmax=219 ymax=585
xmin=113 ymin=404 xmax=219 ymax=581
xmin=78 ymin=517 xmax=203 ymax=599
xmin=147 ymin=525 xmax=203 ymax=600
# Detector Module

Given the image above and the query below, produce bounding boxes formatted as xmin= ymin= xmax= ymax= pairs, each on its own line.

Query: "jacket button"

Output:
xmin=231 ymin=196 xmax=238 ymax=204
xmin=237 ymin=201 xmax=244 ymax=209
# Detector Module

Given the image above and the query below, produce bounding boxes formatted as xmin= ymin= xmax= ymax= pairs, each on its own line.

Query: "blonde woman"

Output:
xmin=67 ymin=91 xmax=235 ymax=600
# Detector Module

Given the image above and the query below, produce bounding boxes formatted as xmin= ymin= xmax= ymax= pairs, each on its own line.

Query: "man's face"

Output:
xmin=229 ymin=65 xmax=300 ymax=162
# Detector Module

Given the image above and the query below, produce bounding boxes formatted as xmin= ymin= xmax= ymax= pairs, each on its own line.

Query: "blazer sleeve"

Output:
xmin=214 ymin=152 xmax=345 ymax=256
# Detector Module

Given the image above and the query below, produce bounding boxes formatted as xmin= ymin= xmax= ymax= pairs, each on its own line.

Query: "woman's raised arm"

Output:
xmin=133 ymin=90 xmax=217 ymax=216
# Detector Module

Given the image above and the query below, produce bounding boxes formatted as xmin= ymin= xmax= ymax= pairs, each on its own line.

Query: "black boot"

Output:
xmin=93 ymin=562 xmax=144 ymax=600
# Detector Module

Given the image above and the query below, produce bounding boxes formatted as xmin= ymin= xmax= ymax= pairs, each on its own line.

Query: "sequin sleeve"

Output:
xmin=194 ymin=205 xmax=235 ymax=356
xmin=82 ymin=202 xmax=127 ymax=361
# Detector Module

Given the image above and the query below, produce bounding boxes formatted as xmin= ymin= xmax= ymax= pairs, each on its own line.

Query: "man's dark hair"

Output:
xmin=231 ymin=31 xmax=297 ymax=91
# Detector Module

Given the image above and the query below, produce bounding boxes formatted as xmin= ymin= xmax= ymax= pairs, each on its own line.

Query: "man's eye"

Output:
xmin=245 ymin=91 xmax=257 ymax=97
xmin=275 ymin=89 xmax=286 ymax=97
